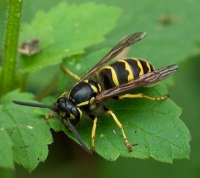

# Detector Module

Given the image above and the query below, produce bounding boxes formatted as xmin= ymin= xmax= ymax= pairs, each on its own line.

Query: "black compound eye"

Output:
xmin=56 ymin=97 xmax=73 ymax=117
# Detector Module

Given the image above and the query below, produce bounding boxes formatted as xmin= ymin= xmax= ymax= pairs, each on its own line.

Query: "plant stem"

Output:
xmin=0 ymin=0 xmax=23 ymax=96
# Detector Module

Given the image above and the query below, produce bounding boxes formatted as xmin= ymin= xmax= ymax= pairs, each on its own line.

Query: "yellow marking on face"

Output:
xmin=60 ymin=111 xmax=66 ymax=117
xmin=118 ymin=60 xmax=134 ymax=81
xmin=103 ymin=66 xmax=119 ymax=86
xmin=70 ymin=114 xmax=75 ymax=119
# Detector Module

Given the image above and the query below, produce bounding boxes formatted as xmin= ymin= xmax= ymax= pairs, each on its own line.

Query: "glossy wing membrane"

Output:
xmin=80 ymin=32 xmax=147 ymax=81
xmin=95 ymin=64 xmax=178 ymax=103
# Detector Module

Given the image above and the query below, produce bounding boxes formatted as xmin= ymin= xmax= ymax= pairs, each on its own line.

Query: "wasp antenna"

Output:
xmin=12 ymin=100 xmax=57 ymax=111
xmin=66 ymin=117 xmax=93 ymax=154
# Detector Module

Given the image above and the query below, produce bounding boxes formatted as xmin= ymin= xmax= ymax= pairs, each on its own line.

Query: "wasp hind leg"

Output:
xmin=118 ymin=93 xmax=169 ymax=101
xmin=103 ymin=106 xmax=132 ymax=152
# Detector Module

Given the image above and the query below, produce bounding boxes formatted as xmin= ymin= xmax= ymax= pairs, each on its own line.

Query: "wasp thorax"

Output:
xmin=68 ymin=80 xmax=101 ymax=110
xmin=56 ymin=97 xmax=82 ymax=126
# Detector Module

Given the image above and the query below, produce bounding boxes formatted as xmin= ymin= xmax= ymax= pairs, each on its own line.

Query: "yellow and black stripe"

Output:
xmin=97 ymin=58 xmax=154 ymax=90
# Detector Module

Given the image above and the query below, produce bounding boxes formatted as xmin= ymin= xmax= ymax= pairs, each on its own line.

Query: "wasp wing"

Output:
xmin=80 ymin=32 xmax=147 ymax=81
xmin=95 ymin=64 xmax=178 ymax=103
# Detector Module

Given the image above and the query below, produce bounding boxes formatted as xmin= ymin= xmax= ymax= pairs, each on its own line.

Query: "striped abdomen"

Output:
xmin=96 ymin=58 xmax=155 ymax=90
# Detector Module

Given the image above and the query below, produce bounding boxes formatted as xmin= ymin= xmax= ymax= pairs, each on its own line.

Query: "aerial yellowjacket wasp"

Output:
xmin=13 ymin=32 xmax=178 ymax=154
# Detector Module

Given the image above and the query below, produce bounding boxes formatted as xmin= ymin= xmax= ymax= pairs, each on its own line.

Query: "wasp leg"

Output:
xmin=118 ymin=93 xmax=169 ymax=101
xmin=103 ymin=106 xmax=132 ymax=152
xmin=61 ymin=65 xmax=80 ymax=81
xmin=45 ymin=111 xmax=54 ymax=119
xmin=90 ymin=115 xmax=98 ymax=152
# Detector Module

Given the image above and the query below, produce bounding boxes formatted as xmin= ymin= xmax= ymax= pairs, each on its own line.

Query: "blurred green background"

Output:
xmin=0 ymin=0 xmax=200 ymax=177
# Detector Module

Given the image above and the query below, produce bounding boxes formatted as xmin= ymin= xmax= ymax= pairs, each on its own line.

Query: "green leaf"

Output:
xmin=56 ymin=83 xmax=190 ymax=162
xmin=6 ymin=49 xmax=190 ymax=171
xmin=0 ymin=107 xmax=15 ymax=169
xmin=51 ymin=49 xmax=190 ymax=162
xmin=1 ymin=90 xmax=53 ymax=172
xmin=18 ymin=1 xmax=121 ymax=73
xmin=0 ymin=128 xmax=14 ymax=169
xmin=5 ymin=0 xmax=192 ymax=167
xmin=98 ymin=84 xmax=190 ymax=162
